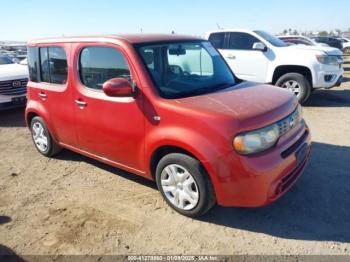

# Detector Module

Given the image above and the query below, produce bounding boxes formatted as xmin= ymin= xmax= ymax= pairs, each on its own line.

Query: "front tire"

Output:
xmin=276 ymin=73 xmax=312 ymax=104
xmin=30 ymin=116 xmax=61 ymax=157
xmin=343 ymin=47 xmax=350 ymax=54
xmin=155 ymin=153 xmax=216 ymax=217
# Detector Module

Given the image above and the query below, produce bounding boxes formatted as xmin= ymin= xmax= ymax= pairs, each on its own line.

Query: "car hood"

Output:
xmin=0 ymin=64 xmax=29 ymax=81
xmin=288 ymin=45 xmax=343 ymax=56
xmin=170 ymin=81 xmax=298 ymax=131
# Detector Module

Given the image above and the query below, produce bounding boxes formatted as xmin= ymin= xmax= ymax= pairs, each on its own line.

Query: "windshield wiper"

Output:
xmin=206 ymin=82 xmax=236 ymax=91
xmin=167 ymin=82 xmax=236 ymax=99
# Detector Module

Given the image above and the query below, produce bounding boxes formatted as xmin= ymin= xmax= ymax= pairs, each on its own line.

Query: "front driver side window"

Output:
xmin=79 ymin=46 xmax=131 ymax=90
xmin=228 ymin=32 xmax=261 ymax=50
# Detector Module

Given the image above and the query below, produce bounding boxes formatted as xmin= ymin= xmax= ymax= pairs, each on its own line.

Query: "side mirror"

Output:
xmin=102 ymin=78 xmax=134 ymax=97
xmin=253 ymin=42 xmax=267 ymax=52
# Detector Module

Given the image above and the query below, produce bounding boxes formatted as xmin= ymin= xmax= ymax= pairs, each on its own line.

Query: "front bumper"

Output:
xmin=328 ymin=75 xmax=343 ymax=88
xmin=0 ymin=97 xmax=27 ymax=111
xmin=206 ymin=121 xmax=311 ymax=207
xmin=313 ymin=67 xmax=344 ymax=89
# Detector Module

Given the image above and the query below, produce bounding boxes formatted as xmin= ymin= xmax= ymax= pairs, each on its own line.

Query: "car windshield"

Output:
xmin=0 ymin=55 xmax=14 ymax=65
xmin=136 ymin=41 xmax=236 ymax=99
xmin=254 ymin=31 xmax=288 ymax=47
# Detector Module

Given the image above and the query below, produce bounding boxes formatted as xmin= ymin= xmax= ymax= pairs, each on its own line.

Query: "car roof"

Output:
xmin=284 ymin=38 xmax=308 ymax=42
xmin=279 ymin=35 xmax=308 ymax=38
xmin=206 ymin=29 xmax=256 ymax=34
xmin=315 ymin=36 xmax=342 ymax=41
xmin=205 ymin=29 xmax=260 ymax=39
xmin=28 ymin=34 xmax=202 ymax=45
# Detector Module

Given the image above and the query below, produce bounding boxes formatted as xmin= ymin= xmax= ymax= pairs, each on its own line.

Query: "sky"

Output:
xmin=1 ymin=0 xmax=350 ymax=41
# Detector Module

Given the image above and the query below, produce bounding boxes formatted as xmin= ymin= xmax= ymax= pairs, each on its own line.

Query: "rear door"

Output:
xmin=28 ymin=44 xmax=77 ymax=146
xmin=71 ymin=43 xmax=145 ymax=172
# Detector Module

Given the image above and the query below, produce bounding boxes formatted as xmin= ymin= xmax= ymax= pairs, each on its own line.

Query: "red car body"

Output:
xmin=25 ymin=34 xmax=311 ymax=208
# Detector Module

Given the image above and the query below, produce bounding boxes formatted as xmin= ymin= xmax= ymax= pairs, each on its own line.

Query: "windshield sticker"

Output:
xmin=202 ymin=42 xmax=220 ymax=56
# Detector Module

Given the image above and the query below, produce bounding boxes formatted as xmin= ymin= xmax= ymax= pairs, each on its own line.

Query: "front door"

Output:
xmin=219 ymin=32 xmax=269 ymax=83
xmin=72 ymin=44 xmax=145 ymax=172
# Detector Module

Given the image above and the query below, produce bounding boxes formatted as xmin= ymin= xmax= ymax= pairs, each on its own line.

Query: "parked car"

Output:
xmin=26 ymin=34 xmax=311 ymax=217
xmin=14 ymin=50 xmax=27 ymax=60
xmin=312 ymin=36 xmax=343 ymax=50
xmin=0 ymin=51 xmax=20 ymax=64
xmin=279 ymin=35 xmax=328 ymax=47
xmin=336 ymin=37 xmax=350 ymax=54
xmin=206 ymin=29 xmax=344 ymax=104
xmin=20 ymin=58 xmax=28 ymax=65
xmin=279 ymin=38 xmax=313 ymax=46
xmin=0 ymin=54 xmax=28 ymax=110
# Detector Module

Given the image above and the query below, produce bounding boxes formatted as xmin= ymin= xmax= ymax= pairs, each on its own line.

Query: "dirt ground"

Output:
xmin=1 ymin=61 xmax=350 ymax=257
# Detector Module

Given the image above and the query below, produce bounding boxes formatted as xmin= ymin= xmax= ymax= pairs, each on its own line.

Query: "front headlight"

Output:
xmin=316 ymin=55 xmax=341 ymax=66
xmin=233 ymin=123 xmax=280 ymax=155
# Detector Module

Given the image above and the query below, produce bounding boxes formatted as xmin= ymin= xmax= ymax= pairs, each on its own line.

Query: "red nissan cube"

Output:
xmin=25 ymin=34 xmax=311 ymax=217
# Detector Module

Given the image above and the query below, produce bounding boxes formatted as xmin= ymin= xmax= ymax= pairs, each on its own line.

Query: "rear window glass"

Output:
xmin=39 ymin=47 xmax=68 ymax=84
xmin=49 ymin=47 xmax=68 ymax=84
xmin=40 ymin=48 xmax=50 ymax=83
xmin=208 ymin=32 xmax=225 ymax=49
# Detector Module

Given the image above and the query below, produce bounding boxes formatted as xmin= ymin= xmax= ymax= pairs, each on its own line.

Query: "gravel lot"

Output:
xmin=1 ymin=61 xmax=350 ymax=257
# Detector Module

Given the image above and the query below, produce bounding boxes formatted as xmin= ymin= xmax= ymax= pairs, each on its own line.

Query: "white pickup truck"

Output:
xmin=206 ymin=29 xmax=344 ymax=104
xmin=0 ymin=54 xmax=28 ymax=110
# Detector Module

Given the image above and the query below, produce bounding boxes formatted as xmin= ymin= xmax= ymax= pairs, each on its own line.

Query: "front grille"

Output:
xmin=277 ymin=107 xmax=301 ymax=136
xmin=281 ymin=130 xmax=308 ymax=159
xmin=0 ymin=78 xmax=28 ymax=96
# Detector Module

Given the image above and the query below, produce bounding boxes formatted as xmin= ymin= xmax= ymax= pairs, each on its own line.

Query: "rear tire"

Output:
xmin=343 ymin=47 xmax=350 ymax=54
xmin=155 ymin=153 xmax=216 ymax=217
xmin=30 ymin=116 xmax=61 ymax=157
xmin=276 ymin=73 xmax=312 ymax=105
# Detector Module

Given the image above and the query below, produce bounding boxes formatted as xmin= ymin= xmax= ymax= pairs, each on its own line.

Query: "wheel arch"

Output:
xmin=150 ymin=145 xmax=199 ymax=180
xmin=148 ymin=143 xmax=222 ymax=204
xmin=25 ymin=111 xmax=39 ymax=127
xmin=25 ymin=102 xmax=58 ymax=143
xmin=272 ymin=65 xmax=313 ymax=86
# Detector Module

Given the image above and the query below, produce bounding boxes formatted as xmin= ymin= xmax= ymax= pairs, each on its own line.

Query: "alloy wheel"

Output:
xmin=281 ymin=80 xmax=302 ymax=97
xmin=32 ymin=122 xmax=48 ymax=153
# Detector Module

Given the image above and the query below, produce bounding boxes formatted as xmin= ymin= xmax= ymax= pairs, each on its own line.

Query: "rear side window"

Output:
xmin=40 ymin=48 xmax=50 ymax=83
xmin=228 ymin=32 xmax=260 ymax=50
xmin=49 ymin=47 xmax=68 ymax=84
xmin=79 ymin=47 xmax=131 ymax=90
xmin=27 ymin=47 xmax=39 ymax=82
xmin=208 ymin=33 xmax=225 ymax=49
xmin=39 ymin=47 xmax=68 ymax=84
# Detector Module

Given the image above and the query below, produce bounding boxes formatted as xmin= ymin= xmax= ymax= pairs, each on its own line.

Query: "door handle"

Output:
xmin=38 ymin=92 xmax=47 ymax=100
xmin=75 ymin=99 xmax=87 ymax=107
xmin=226 ymin=54 xmax=236 ymax=59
